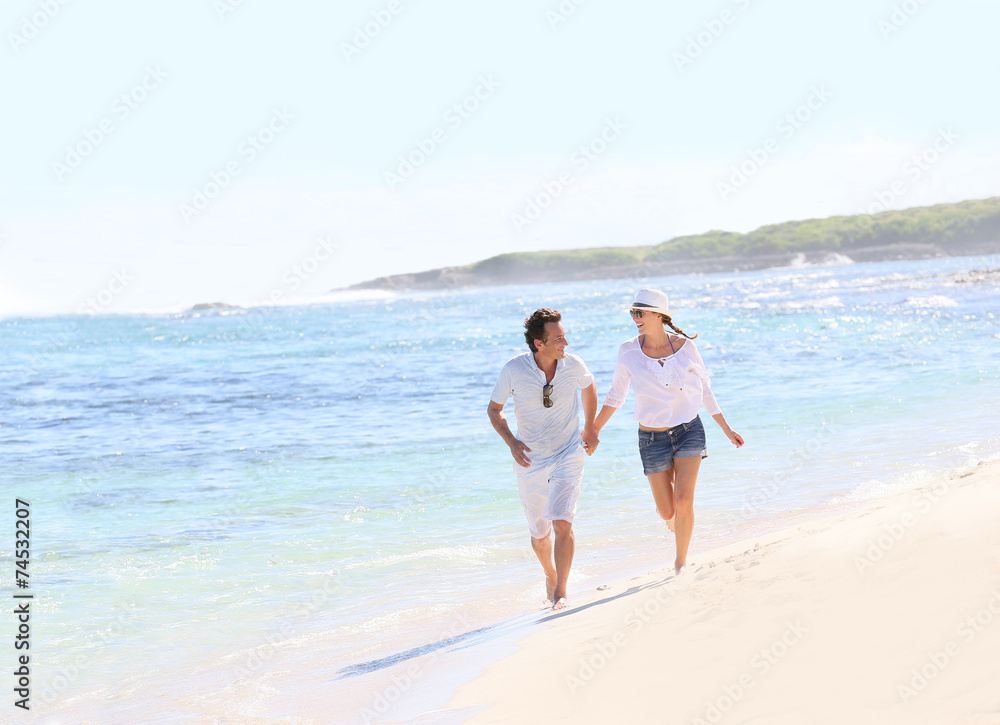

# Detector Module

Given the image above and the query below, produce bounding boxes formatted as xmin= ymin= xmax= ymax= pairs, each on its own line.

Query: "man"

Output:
xmin=488 ymin=308 xmax=599 ymax=611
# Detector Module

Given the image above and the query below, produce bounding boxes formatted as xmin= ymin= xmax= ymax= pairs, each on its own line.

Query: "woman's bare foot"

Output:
xmin=674 ymin=564 xmax=686 ymax=576
xmin=666 ymin=516 xmax=675 ymax=533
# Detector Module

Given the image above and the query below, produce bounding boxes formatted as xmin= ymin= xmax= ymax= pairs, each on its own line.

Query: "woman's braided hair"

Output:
xmin=659 ymin=314 xmax=697 ymax=340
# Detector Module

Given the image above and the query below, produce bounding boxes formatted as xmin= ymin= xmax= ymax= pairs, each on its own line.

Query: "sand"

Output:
xmin=436 ymin=458 xmax=1000 ymax=724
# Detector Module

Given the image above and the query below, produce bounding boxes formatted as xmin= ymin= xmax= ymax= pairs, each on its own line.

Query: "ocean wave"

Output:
xmin=343 ymin=544 xmax=501 ymax=571
xmin=901 ymin=295 xmax=959 ymax=308
xmin=767 ymin=296 xmax=844 ymax=310
xmin=785 ymin=252 xmax=855 ymax=269
xmin=324 ymin=288 xmax=398 ymax=303
xmin=831 ymin=449 xmax=1000 ymax=505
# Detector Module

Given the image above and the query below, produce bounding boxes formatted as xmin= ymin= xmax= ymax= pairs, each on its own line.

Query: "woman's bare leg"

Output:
xmin=671 ymin=456 xmax=702 ymax=573
xmin=646 ymin=467 xmax=676 ymax=524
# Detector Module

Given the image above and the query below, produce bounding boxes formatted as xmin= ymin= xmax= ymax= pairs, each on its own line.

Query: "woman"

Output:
xmin=594 ymin=288 xmax=744 ymax=575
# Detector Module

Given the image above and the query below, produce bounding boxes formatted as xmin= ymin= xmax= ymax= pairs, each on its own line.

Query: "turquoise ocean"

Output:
xmin=4 ymin=254 xmax=1000 ymax=723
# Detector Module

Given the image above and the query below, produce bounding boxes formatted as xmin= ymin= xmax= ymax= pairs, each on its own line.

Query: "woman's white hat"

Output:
xmin=630 ymin=288 xmax=672 ymax=317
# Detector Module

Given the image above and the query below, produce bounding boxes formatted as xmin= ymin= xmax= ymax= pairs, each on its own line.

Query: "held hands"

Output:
xmin=581 ymin=426 xmax=600 ymax=456
xmin=508 ymin=439 xmax=532 ymax=467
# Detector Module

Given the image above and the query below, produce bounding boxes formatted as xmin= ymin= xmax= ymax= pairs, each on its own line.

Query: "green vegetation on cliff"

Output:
xmin=469 ymin=247 xmax=648 ymax=276
xmin=650 ymin=196 xmax=1000 ymax=261
xmin=349 ymin=196 xmax=1000 ymax=290
xmin=468 ymin=197 xmax=1000 ymax=275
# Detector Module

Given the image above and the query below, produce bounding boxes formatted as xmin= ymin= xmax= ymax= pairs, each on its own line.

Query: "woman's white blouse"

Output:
xmin=603 ymin=335 xmax=722 ymax=428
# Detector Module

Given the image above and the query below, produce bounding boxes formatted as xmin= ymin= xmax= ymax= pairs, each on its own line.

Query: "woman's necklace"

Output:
xmin=641 ymin=335 xmax=682 ymax=389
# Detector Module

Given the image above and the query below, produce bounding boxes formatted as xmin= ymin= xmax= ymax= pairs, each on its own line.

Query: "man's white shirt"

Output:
xmin=490 ymin=352 xmax=595 ymax=466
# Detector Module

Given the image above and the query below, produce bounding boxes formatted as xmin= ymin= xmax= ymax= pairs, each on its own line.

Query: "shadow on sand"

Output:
xmin=333 ymin=572 xmax=679 ymax=679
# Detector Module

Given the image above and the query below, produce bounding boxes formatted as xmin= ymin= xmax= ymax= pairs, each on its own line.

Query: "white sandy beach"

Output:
xmin=434 ymin=457 xmax=1000 ymax=724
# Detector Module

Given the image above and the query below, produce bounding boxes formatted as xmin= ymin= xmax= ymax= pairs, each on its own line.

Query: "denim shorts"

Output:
xmin=637 ymin=415 xmax=708 ymax=475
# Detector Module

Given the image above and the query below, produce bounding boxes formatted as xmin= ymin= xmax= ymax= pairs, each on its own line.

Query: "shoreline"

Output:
xmin=430 ymin=456 xmax=1000 ymax=724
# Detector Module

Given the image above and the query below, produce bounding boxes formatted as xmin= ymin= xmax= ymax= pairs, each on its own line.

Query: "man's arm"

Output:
xmin=487 ymin=400 xmax=532 ymax=467
xmin=580 ymin=382 xmax=599 ymax=455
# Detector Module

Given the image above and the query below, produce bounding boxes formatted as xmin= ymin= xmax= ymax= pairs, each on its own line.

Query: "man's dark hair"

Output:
xmin=524 ymin=308 xmax=561 ymax=352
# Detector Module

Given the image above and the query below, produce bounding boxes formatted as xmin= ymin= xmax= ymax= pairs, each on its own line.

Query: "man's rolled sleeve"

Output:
xmin=575 ymin=357 xmax=595 ymax=389
xmin=490 ymin=364 xmax=513 ymax=406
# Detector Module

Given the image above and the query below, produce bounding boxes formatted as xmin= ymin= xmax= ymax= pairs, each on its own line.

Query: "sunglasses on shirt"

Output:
xmin=542 ymin=383 xmax=553 ymax=408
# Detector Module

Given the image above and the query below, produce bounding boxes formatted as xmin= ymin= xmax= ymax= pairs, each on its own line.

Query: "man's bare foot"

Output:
xmin=552 ymin=597 xmax=568 ymax=611
xmin=666 ymin=516 xmax=675 ymax=533
xmin=545 ymin=575 xmax=557 ymax=603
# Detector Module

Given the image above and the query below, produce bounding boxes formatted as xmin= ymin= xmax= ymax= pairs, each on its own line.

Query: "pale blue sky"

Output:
xmin=2 ymin=0 xmax=998 ymax=315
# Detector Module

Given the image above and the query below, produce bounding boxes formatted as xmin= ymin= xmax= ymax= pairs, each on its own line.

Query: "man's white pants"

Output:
xmin=514 ymin=444 xmax=584 ymax=539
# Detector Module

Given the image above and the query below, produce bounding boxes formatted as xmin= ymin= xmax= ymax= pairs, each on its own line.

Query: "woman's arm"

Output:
xmin=598 ymin=343 xmax=632 ymax=434
xmin=686 ymin=341 xmax=741 ymax=445
xmin=711 ymin=412 xmax=744 ymax=448
xmin=686 ymin=341 xmax=722 ymax=416
xmin=594 ymin=404 xmax=617 ymax=434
